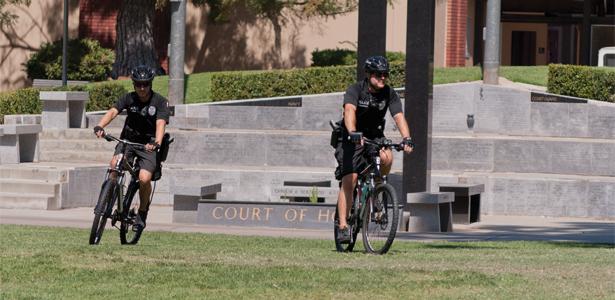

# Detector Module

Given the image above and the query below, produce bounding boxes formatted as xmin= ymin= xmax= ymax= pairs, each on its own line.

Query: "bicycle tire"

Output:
xmin=120 ymin=182 xmax=143 ymax=245
xmin=362 ymin=183 xmax=399 ymax=254
xmin=89 ymin=180 xmax=117 ymax=245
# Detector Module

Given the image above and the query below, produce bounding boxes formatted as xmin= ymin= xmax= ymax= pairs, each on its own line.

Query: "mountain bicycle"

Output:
xmin=334 ymin=134 xmax=408 ymax=254
xmin=89 ymin=134 xmax=153 ymax=245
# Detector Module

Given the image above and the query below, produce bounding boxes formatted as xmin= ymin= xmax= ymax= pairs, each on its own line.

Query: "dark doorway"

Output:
xmin=511 ymin=30 xmax=536 ymax=65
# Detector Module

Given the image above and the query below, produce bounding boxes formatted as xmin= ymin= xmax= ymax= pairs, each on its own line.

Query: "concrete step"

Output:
xmin=0 ymin=192 xmax=56 ymax=210
xmin=433 ymin=134 xmax=615 ymax=177
xmin=40 ymin=139 xmax=116 ymax=152
xmin=0 ymin=164 xmax=68 ymax=181
xmin=428 ymin=170 xmax=615 ymax=219
xmin=39 ymin=128 xmax=337 ymax=168
xmin=40 ymin=128 xmax=122 ymax=140
xmin=0 ymin=178 xmax=60 ymax=195
xmin=39 ymin=151 xmax=109 ymax=163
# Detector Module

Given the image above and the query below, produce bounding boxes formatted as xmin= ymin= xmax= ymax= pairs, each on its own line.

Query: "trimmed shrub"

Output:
xmin=210 ymin=62 xmax=405 ymax=101
xmin=548 ymin=64 xmax=615 ymax=102
xmin=0 ymin=88 xmax=42 ymax=124
xmin=311 ymin=48 xmax=356 ymax=67
xmin=0 ymin=82 xmax=126 ymax=124
xmin=24 ymin=38 xmax=114 ymax=82
xmin=311 ymin=49 xmax=407 ymax=67
xmin=86 ymin=83 xmax=127 ymax=111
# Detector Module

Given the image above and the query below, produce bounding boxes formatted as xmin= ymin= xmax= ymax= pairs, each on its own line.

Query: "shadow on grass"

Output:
xmin=397 ymin=221 xmax=615 ymax=245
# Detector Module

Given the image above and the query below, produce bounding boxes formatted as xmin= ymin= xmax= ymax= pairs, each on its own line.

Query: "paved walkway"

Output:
xmin=1 ymin=206 xmax=613 ymax=244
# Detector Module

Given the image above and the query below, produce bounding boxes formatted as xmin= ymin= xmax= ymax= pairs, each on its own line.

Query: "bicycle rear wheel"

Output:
xmin=362 ymin=183 xmax=399 ymax=254
xmin=89 ymin=179 xmax=117 ymax=245
xmin=120 ymin=182 xmax=143 ymax=245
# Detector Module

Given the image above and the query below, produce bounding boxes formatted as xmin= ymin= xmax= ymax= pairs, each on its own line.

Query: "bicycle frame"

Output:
xmin=354 ymin=140 xmax=393 ymax=220
xmin=105 ymin=141 xmax=140 ymax=217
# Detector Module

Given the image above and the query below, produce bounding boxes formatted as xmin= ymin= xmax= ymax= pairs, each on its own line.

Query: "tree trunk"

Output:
xmin=112 ymin=0 xmax=159 ymax=78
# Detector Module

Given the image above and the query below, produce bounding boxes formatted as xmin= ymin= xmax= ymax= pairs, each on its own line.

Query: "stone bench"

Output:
xmin=0 ymin=124 xmax=42 ymax=164
xmin=172 ymin=183 xmax=222 ymax=223
xmin=272 ymin=180 xmax=337 ymax=203
xmin=439 ymin=183 xmax=485 ymax=224
xmin=39 ymin=91 xmax=89 ymax=129
xmin=406 ymin=192 xmax=454 ymax=232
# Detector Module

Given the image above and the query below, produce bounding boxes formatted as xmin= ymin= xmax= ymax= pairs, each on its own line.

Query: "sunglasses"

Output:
xmin=371 ymin=72 xmax=389 ymax=79
xmin=134 ymin=82 xmax=151 ymax=88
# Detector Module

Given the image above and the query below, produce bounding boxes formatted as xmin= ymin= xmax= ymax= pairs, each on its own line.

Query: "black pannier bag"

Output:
xmin=329 ymin=120 xmax=343 ymax=148
xmin=153 ymin=133 xmax=173 ymax=181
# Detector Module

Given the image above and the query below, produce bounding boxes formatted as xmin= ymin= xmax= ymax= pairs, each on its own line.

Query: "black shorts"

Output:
xmin=334 ymin=141 xmax=369 ymax=180
xmin=334 ymin=134 xmax=389 ymax=180
xmin=114 ymin=144 xmax=158 ymax=173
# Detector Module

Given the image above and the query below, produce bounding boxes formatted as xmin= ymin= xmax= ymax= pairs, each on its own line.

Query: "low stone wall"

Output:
xmin=10 ymin=82 xmax=615 ymax=218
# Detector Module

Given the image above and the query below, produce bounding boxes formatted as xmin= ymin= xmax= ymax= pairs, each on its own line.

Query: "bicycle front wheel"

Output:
xmin=89 ymin=179 xmax=117 ymax=245
xmin=362 ymin=183 xmax=399 ymax=254
xmin=120 ymin=182 xmax=143 ymax=245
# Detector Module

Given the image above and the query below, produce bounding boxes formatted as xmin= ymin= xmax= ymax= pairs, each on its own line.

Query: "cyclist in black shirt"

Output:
xmin=93 ymin=65 xmax=170 ymax=230
xmin=335 ymin=56 xmax=414 ymax=242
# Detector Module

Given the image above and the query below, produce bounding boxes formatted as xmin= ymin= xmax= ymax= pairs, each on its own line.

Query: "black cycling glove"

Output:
xmin=147 ymin=141 xmax=161 ymax=151
xmin=401 ymin=137 xmax=414 ymax=148
xmin=93 ymin=126 xmax=104 ymax=136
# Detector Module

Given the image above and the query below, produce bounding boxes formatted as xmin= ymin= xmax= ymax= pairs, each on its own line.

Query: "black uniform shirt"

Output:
xmin=114 ymin=91 xmax=170 ymax=143
xmin=342 ymin=80 xmax=402 ymax=138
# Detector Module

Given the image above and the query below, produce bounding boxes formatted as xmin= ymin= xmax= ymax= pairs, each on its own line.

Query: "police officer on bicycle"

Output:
xmin=93 ymin=65 xmax=170 ymax=230
xmin=335 ymin=55 xmax=414 ymax=242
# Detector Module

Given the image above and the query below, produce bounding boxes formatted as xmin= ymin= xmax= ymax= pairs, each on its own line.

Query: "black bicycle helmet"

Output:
xmin=130 ymin=65 xmax=155 ymax=83
xmin=364 ymin=55 xmax=389 ymax=73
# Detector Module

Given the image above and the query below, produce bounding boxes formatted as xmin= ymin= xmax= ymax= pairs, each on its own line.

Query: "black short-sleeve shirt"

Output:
xmin=342 ymin=80 xmax=402 ymax=138
xmin=113 ymin=91 xmax=170 ymax=143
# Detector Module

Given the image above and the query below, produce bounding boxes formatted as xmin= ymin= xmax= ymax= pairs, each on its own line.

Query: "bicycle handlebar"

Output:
xmin=102 ymin=134 xmax=147 ymax=150
xmin=363 ymin=137 xmax=406 ymax=151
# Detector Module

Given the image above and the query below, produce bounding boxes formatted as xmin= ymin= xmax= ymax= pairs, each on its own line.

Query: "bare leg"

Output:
xmin=379 ymin=148 xmax=393 ymax=176
xmin=138 ymin=169 xmax=153 ymax=212
xmin=337 ymin=173 xmax=357 ymax=229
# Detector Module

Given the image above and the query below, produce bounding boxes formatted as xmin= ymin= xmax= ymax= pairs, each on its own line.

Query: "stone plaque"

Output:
xmin=271 ymin=186 xmax=338 ymax=198
xmin=216 ymin=97 xmax=302 ymax=107
xmin=530 ymin=92 xmax=588 ymax=103
xmin=196 ymin=201 xmax=336 ymax=229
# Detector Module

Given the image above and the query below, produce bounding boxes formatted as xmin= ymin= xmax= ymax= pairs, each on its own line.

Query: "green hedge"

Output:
xmin=311 ymin=49 xmax=406 ymax=67
xmin=0 ymin=88 xmax=42 ymax=124
xmin=86 ymin=83 xmax=127 ymax=111
xmin=211 ymin=62 xmax=405 ymax=101
xmin=548 ymin=64 xmax=615 ymax=102
xmin=0 ymin=83 xmax=126 ymax=124
xmin=24 ymin=38 xmax=114 ymax=82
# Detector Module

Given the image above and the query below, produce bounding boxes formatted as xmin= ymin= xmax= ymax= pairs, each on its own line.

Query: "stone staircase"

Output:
xmin=0 ymin=164 xmax=67 ymax=209
xmin=0 ymin=162 xmax=107 ymax=210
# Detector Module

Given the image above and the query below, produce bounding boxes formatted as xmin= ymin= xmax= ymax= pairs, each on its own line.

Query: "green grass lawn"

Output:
xmin=105 ymin=66 xmax=547 ymax=104
xmin=1 ymin=225 xmax=613 ymax=299
xmin=112 ymin=72 xmax=214 ymax=104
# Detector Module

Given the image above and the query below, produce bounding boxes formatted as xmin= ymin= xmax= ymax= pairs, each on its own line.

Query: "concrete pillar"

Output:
xmin=580 ymin=0 xmax=592 ymax=65
xmin=168 ymin=0 xmax=186 ymax=105
xmin=483 ymin=0 xmax=500 ymax=85
xmin=403 ymin=0 xmax=435 ymax=194
xmin=62 ymin=0 xmax=68 ymax=86
xmin=356 ymin=1 xmax=387 ymax=82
